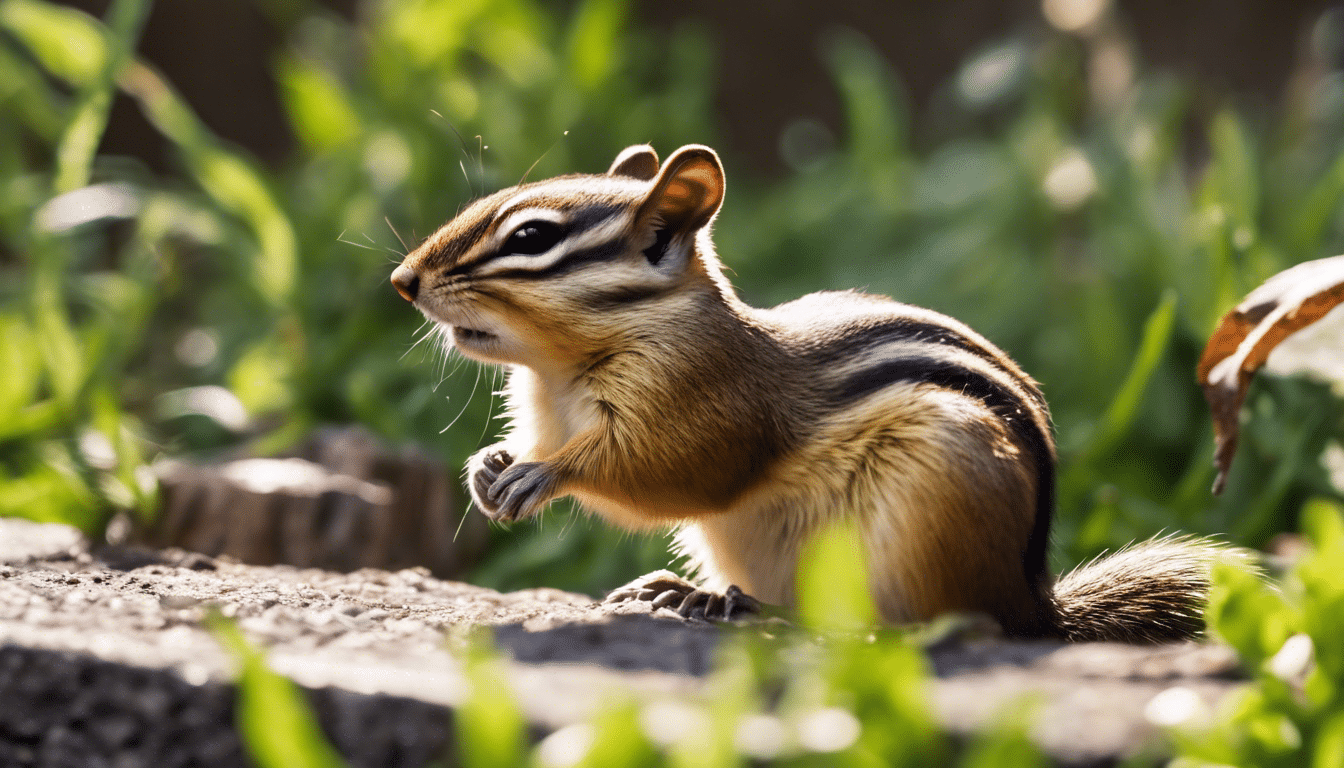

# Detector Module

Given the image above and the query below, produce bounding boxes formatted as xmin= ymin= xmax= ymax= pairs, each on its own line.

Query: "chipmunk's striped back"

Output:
xmin=392 ymin=143 xmax=1228 ymax=642
xmin=771 ymin=293 xmax=1058 ymax=601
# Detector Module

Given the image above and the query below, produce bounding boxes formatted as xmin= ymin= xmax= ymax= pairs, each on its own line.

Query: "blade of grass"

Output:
xmin=456 ymin=630 xmax=527 ymax=768
xmin=1058 ymin=290 xmax=1178 ymax=512
xmin=565 ymin=0 xmax=628 ymax=91
xmin=1090 ymin=289 xmax=1179 ymax=457
xmin=53 ymin=0 xmax=152 ymax=195
xmin=0 ymin=0 xmax=106 ymax=84
xmin=797 ymin=519 xmax=877 ymax=632
xmin=823 ymin=27 xmax=907 ymax=166
xmin=210 ymin=617 xmax=348 ymax=768
xmin=118 ymin=59 xmax=298 ymax=309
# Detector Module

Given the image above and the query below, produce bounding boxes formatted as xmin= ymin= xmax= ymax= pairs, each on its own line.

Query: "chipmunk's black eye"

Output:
xmin=500 ymin=221 xmax=563 ymax=256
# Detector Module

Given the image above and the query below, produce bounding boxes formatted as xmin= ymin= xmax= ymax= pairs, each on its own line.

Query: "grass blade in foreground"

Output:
xmin=457 ymin=631 xmax=527 ymax=768
xmin=797 ymin=520 xmax=877 ymax=632
xmin=210 ymin=617 xmax=347 ymax=768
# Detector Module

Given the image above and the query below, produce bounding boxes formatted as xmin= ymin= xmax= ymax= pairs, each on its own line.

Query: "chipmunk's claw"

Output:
xmin=468 ymin=448 xmax=514 ymax=518
xmin=605 ymin=570 xmax=761 ymax=622
xmin=486 ymin=461 xmax=558 ymax=522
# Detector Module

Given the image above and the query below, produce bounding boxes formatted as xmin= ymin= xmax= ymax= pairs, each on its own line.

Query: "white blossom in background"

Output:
xmin=1043 ymin=149 xmax=1098 ymax=211
xmin=156 ymin=385 xmax=250 ymax=432
xmin=78 ymin=429 xmax=118 ymax=470
xmin=34 ymin=182 xmax=141 ymax=233
xmin=957 ymin=41 xmax=1027 ymax=106
xmin=175 ymin=328 xmax=220 ymax=368
xmin=1042 ymin=0 xmax=1110 ymax=32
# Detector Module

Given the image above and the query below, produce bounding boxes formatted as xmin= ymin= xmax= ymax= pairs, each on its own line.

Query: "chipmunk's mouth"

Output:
xmin=424 ymin=298 xmax=510 ymax=361
xmin=451 ymin=324 xmax=498 ymax=349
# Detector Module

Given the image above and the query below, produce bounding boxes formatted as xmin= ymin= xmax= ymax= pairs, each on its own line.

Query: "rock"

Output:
xmin=0 ymin=520 xmax=84 ymax=564
xmin=0 ymin=518 xmax=1247 ymax=767
xmin=928 ymin=639 xmax=1243 ymax=766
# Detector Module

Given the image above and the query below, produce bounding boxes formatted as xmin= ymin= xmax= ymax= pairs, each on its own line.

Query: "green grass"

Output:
xmin=1172 ymin=499 xmax=1344 ymax=768
xmin=2 ymin=0 xmax=1340 ymax=574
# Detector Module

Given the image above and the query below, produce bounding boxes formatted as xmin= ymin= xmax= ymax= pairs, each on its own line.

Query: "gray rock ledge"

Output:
xmin=0 ymin=517 xmax=1244 ymax=767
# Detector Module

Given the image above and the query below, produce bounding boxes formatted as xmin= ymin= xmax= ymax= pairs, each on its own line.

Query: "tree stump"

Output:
xmin=146 ymin=427 xmax=489 ymax=577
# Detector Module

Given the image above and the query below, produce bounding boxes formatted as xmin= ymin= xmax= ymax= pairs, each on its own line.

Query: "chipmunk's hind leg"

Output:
xmin=850 ymin=397 xmax=1059 ymax=636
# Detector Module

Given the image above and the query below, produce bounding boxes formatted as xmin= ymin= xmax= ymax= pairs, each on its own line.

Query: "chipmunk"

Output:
xmin=390 ymin=143 xmax=1224 ymax=642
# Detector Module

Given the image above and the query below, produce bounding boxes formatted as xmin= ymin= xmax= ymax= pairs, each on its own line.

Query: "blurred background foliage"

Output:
xmin=2 ymin=0 xmax=1344 ymax=599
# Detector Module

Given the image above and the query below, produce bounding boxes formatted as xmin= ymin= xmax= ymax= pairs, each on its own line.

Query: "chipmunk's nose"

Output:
xmin=391 ymin=264 xmax=420 ymax=302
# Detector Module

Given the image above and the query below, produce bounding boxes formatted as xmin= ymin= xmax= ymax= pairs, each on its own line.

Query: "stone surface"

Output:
xmin=927 ymin=638 xmax=1243 ymax=766
xmin=0 ymin=517 xmax=1247 ymax=767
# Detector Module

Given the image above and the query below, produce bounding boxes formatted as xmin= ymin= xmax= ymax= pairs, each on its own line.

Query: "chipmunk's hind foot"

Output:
xmin=605 ymin=570 xmax=761 ymax=622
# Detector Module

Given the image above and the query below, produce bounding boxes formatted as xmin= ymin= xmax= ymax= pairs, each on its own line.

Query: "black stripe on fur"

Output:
xmin=835 ymin=356 xmax=1055 ymax=592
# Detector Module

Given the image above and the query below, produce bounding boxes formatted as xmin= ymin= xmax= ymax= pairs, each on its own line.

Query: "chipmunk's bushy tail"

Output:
xmin=1051 ymin=535 xmax=1246 ymax=643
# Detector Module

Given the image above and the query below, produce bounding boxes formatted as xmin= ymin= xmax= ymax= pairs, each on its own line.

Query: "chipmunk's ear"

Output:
xmin=608 ymin=144 xmax=659 ymax=180
xmin=635 ymin=145 xmax=724 ymax=236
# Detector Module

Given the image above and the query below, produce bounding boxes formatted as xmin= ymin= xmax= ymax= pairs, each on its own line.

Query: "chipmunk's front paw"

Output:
xmin=468 ymin=448 xmax=514 ymax=518
xmin=605 ymin=570 xmax=761 ymax=622
xmin=484 ymin=461 xmax=560 ymax=523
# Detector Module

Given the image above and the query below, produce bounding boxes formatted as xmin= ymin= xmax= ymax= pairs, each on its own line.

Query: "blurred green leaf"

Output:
xmin=120 ymin=61 xmax=298 ymax=308
xmin=378 ymin=0 xmax=483 ymax=69
xmin=0 ymin=454 xmax=99 ymax=529
xmin=196 ymin=151 xmax=298 ymax=306
xmin=577 ymin=705 xmax=658 ymax=768
xmin=0 ymin=0 xmax=107 ymax=84
xmin=53 ymin=0 xmax=151 ymax=194
xmin=797 ymin=520 xmax=877 ymax=632
xmin=278 ymin=56 xmax=361 ymax=152
xmin=212 ymin=618 xmax=347 ymax=768
xmin=457 ymin=633 xmax=527 ymax=768
xmin=32 ymin=272 xmax=85 ymax=408
xmin=475 ymin=6 xmax=552 ymax=86
xmin=1207 ymin=561 xmax=1294 ymax=666
xmin=1058 ymin=290 xmax=1177 ymax=518
xmin=229 ymin=336 xmax=294 ymax=417
xmin=1174 ymin=499 xmax=1344 ymax=767
xmin=1091 ymin=289 xmax=1178 ymax=454
xmin=1299 ymin=499 xmax=1344 ymax=681
xmin=1290 ymin=136 xmax=1344 ymax=256
xmin=823 ymin=28 xmax=907 ymax=173
xmin=959 ymin=711 xmax=1048 ymax=768
xmin=0 ymin=313 xmax=43 ymax=423
xmin=1207 ymin=110 xmax=1258 ymax=237
xmin=1315 ymin=713 xmax=1344 ymax=768
xmin=1301 ymin=497 xmax=1344 ymax=553
xmin=566 ymin=0 xmax=626 ymax=91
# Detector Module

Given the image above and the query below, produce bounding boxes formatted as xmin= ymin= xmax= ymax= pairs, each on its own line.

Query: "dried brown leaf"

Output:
xmin=1198 ymin=254 xmax=1344 ymax=494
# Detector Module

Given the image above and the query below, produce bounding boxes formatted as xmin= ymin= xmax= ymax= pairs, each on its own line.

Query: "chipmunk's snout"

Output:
xmin=391 ymin=264 xmax=420 ymax=302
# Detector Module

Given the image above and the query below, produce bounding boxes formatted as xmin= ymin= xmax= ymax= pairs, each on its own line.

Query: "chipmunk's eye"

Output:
xmin=500 ymin=221 xmax=563 ymax=256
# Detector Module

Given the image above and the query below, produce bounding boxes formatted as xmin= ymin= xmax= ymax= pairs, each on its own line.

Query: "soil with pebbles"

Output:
xmin=0 ymin=517 xmax=1245 ymax=767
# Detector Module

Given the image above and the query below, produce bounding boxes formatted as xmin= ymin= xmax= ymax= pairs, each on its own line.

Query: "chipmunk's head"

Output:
xmin=391 ymin=144 xmax=726 ymax=369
